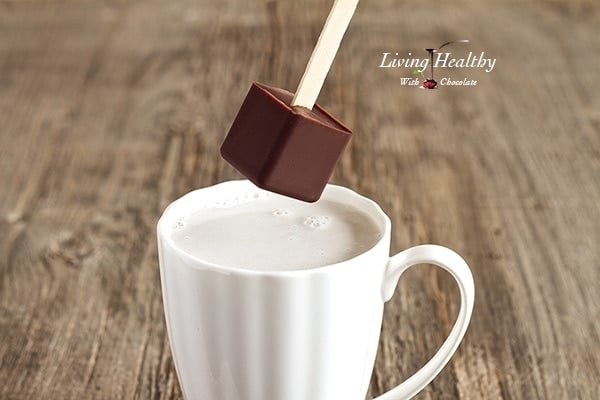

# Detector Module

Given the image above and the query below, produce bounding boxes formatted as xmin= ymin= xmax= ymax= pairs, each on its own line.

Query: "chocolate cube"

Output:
xmin=220 ymin=82 xmax=352 ymax=202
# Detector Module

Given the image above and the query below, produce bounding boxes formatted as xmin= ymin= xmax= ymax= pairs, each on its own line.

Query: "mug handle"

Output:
xmin=374 ymin=244 xmax=475 ymax=400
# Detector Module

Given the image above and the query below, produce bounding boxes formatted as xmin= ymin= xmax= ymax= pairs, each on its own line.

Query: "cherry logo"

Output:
xmin=422 ymin=79 xmax=437 ymax=89
xmin=421 ymin=40 xmax=469 ymax=89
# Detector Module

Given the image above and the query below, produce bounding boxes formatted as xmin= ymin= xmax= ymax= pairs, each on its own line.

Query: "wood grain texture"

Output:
xmin=0 ymin=0 xmax=598 ymax=399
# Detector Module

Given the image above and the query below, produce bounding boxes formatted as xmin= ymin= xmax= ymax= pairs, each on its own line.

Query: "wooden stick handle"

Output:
xmin=291 ymin=0 xmax=359 ymax=109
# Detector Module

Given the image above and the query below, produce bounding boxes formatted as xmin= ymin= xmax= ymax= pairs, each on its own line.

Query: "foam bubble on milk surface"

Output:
xmin=273 ymin=208 xmax=330 ymax=230
xmin=172 ymin=217 xmax=185 ymax=230
xmin=303 ymin=215 xmax=330 ymax=229
xmin=271 ymin=208 xmax=290 ymax=217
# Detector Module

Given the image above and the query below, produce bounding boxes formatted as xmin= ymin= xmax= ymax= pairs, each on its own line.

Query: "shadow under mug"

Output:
xmin=157 ymin=180 xmax=474 ymax=400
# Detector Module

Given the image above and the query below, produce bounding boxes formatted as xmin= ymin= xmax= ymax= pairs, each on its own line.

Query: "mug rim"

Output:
xmin=157 ymin=180 xmax=392 ymax=276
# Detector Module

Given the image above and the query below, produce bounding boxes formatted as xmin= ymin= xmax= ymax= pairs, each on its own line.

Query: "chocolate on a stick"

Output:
xmin=220 ymin=0 xmax=359 ymax=202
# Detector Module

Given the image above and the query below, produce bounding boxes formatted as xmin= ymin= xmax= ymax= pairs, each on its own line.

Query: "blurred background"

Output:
xmin=0 ymin=0 xmax=598 ymax=399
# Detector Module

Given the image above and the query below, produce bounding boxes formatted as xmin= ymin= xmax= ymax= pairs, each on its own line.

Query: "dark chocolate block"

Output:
xmin=220 ymin=82 xmax=352 ymax=202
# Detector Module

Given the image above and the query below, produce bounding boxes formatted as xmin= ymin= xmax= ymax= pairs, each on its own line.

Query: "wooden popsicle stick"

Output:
xmin=291 ymin=0 xmax=360 ymax=109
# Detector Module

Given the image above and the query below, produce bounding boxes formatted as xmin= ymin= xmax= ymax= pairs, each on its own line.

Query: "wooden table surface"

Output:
xmin=1 ymin=0 xmax=598 ymax=399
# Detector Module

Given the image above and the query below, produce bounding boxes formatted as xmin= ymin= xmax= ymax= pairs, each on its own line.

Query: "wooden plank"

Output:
xmin=0 ymin=1 xmax=598 ymax=399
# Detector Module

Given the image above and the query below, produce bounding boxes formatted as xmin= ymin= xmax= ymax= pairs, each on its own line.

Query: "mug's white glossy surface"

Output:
xmin=157 ymin=180 xmax=474 ymax=400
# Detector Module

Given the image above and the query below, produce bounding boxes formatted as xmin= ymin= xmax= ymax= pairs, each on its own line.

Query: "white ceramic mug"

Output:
xmin=157 ymin=180 xmax=474 ymax=400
